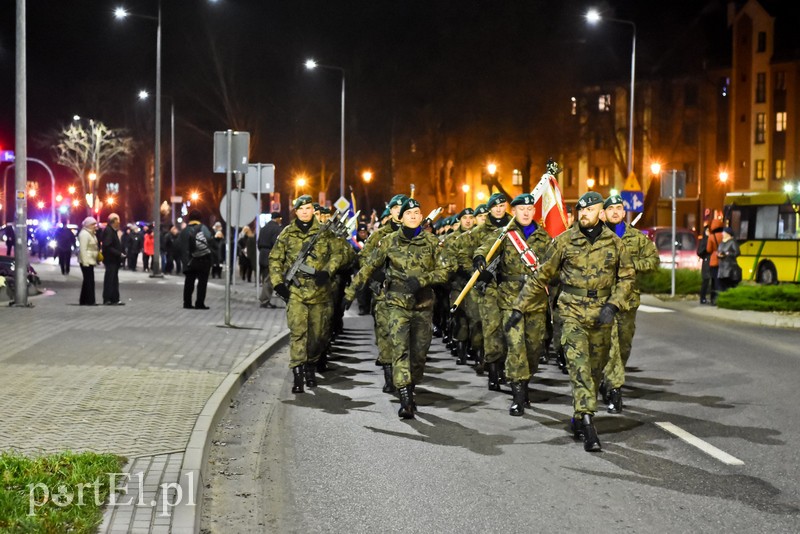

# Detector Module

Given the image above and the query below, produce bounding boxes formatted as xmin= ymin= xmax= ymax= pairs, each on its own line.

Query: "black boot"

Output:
xmin=522 ymin=380 xmax=532 ymax=408
xmin=607 ymin=388 xmax=623 ymax=414
xmin=291 ymin=367 xmax=304 ymax=394
xmin=474 ymin=349 xmax=485 ymax=376
xmin=581 ymin=414 xmax=602 ymax=452
xmin=487 ymin=362 xmax=501 ymax=391
xmin=509 ymin=381 xmax=525 ymax=416
xmin=456 ymin=341 xmax=468 ymax=365
xmin=304 ymin=364 xmax=317 ymax=388
xmin=316 ymin=352 xmax=328 ymax=372
xmin=570 ymin=413 xmax=584 ymax=440
xmin=382 ymin=365 xmax=396 ymax=393
xmin=556 ymin=349 xmax=568 ymax=375
xmin=398 ymin=386 xmax=415 ymax=419
xmin=408 ymin=383 xmax=418 ymax=412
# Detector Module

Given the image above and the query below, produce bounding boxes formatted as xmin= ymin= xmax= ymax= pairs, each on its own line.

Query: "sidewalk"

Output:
xmin=0 ymin=257 xmax=288 ymax=533
xmin=641 ymin=293 xmax=800 ymax=329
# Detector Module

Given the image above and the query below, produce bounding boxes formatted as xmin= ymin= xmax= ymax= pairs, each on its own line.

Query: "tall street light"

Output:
xmin=305 ymin=59 xmax=346 ymax=202
xmin=587 ymin=8 xmax=637 ymax=179
xmin=139 ymin=89 xmax=177 ymax=227
xmin=115 ymin=4 xmax=163 ymax=277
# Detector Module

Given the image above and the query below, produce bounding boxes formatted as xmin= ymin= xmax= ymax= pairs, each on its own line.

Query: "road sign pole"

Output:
xmin=671 ymin=169 xmax=677 ymax=297
xmin=255 ymin=162 xmax=262 ymax=303
xmin=14 ymin=0 xmax=29 ymax=307
xmin=224 ymin=130 xmax=232 ymax=326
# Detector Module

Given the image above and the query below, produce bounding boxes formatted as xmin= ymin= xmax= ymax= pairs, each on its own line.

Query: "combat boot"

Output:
xmin=316 ymin=352 xmax=328 ymax=372
xmin=522 ymin=380 xmax=532 ymax=408
xmin=509 ymin=382 xmax=526 ymax=416
xmin=487 ymin=362 xmax=502 ymax=391
xmin=381 ymin=365 xmax=396 ymax=393
xmin=456 ymin=341 xmax=468 ymax=365
xmin=291 ymin=366 xmax=304 ymax=394
xmin=474 ymin=349 xmax=485 ymax=376
xmin=607 ymin=388 xmax=623 ymax=414
xmin=570 ymin=413 xmax=584 ymax=440
xmin=397 ymin=386 xmax=415 ymax=419
xmin=556 ymin=349 xmax=568 ymax=375
xmin=304 ymin=364 xmax=317 ymax=388
xmin=581 ymin=414 xmax=602 ymax=452
xmin=408 ymin=383 xmax=418 ymax=412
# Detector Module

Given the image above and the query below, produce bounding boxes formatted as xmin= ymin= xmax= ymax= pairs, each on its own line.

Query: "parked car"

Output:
xmin=639 ymin=226 xmax=701 ymax=270
xmin=0 ymin=255 xmax=43 ymax=299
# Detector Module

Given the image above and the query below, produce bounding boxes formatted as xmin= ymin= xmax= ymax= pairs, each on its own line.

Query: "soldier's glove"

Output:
xmin=505 ymin=309 xmax=523 ymax=332
xmin=597 ymin=303 xmax=619 ymax=325
xmin=477 ymin=270 xmax=494 ymax=284
xmin=406 ymin=276 xmax=422 ymax=294
xmin=343 ymin=298 xmax=353 ymax=311
xmin=275 ymin=283 xmax=290 ymax=302
xmin=314 ymin=270 xmax=331 ymax=286
xmin=473 ymin=255 xmax=487 ymax=271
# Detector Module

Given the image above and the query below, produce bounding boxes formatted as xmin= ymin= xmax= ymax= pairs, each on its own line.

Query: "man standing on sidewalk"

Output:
xmin=177 ymin=210 xmax=215 ymax=310
xmin=101 ymin=213 xmax=125 ymax=305
xmin=258 ymin=212 xmax=282 ymax=308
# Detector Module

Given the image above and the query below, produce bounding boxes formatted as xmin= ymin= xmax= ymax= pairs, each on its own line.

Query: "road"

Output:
xmin=201 ymin=304 xmax=800 ymax=534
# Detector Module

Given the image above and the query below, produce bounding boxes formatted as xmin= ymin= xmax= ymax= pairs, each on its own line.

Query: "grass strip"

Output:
xmin=716 ymin=283 xmax=800 ymax=312
xmin=637 ymin=268 xmax=702 ymax=295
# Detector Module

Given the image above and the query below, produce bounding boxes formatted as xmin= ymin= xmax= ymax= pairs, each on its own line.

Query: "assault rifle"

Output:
xmin=283 ymin=209 xmax=346 ymax=287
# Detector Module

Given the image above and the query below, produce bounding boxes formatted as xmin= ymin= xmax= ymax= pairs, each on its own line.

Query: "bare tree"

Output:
xmin=53 ymin=119 xmax=136 ymax=199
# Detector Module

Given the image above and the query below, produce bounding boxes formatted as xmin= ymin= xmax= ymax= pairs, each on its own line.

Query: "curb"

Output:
xmin=170 ymin=328 xmax=290 ymax=533
xmin=641 ymin=293 xmax=800 ymax=329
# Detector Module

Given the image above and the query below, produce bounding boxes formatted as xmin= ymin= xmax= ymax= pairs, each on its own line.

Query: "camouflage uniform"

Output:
xmin=603 ymin=223 xmax=659 ymax=389
xmin=359 ymin=220 xmax=399 ymax=366
xmin=345 ymin=228 xmax=450 ymax=389
xmin=269 ymin=218 xmax=344 ymax=370
xmin=515 ymin=223 xmax=635 ymax=416
xmin=441 ymin=226 xmax=480 ymax=360
xmin=324 ymin=234 xmax=357 ymax=364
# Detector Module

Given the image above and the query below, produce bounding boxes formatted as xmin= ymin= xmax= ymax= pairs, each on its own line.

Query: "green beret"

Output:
xmin=320 ymin=206 xmax=332 ymax=215
xmin=380 ymin=207 xmax=391 ymax=219
xmin=510 ymin=193 xmax=535 ymax=207
xmin=458 ymin=207 xmax=475 ymax=219
xmin=577 ymin=191 xmax=604 ymax=208
xmin=294 ymin=195 xmax=313 ymax=210
xmin=474 ymin=204 xmax=488 ymax=215
xmin=388 ymin=194 xmax=409 ymax=209
xmin=603 ymin=194 xmax=624 ymax=209
xmin=399 ymin=198 xmax=421 ymax=218
xmin=487 ymin=193 xmax=507 ymax=208
xmin=312 ymin=202 xmax=321 ymax=211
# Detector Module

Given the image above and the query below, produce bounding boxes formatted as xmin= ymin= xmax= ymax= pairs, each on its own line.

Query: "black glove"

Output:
xmin=505 ymin=310 xmax=523 ymax=332
xmin=406 ymin=276 xmax=421 ymax=294
xmin=314 ymin=270 xmax=331 ymax=286
xmin=597 ymin=303 xmax=619 ymax=325
xmin=343 ymin=298 xmax=352 ymax=311
xmin=477 ymin=270 xmax=494 ymax=284
xmin=473 ymin=255 xmax=487 ymax=271
xmin=275 ymin=283 xmax=290 ymax=302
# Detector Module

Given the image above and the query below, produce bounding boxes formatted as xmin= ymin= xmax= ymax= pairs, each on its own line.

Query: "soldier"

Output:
xmin=269 ymin=195 xmax=344 ymax=394
xmin=507 ymin=192 xmax=635 ymax=451
xmin=599 ymin=195 xmax=659 ymax=413
xmin=474 ymin=204 xmax=488 ymax=226
xmin=344 ymin=198 xmax=450 ymax=419
xmin=477 ymin=193 xmax=551 ymax=416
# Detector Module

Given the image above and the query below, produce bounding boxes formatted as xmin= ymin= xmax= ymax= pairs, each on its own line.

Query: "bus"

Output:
xmin=724 ymin=191 xmax=800 ymax=284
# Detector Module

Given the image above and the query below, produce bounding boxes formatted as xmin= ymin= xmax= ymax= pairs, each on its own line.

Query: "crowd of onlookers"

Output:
xmin=697 ymin=218 xmax=741 ymax=305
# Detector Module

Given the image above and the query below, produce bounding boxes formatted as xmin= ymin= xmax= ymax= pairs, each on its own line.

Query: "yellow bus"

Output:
xmin=724 ymin=191 xmax=800 ymax=284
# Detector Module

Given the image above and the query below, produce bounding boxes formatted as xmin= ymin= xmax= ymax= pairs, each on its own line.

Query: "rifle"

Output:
xmin=631 ymin=212 xmax=643 ymax=227
xmin=283 ymin=210 xmax=345 ymax=287
xmin=422 ymin=207 xmax=443 ymax=231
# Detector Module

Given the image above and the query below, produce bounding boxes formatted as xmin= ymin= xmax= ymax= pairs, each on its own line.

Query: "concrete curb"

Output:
xmin=170 ymin=328 xmax=290 ymax=533
xmin=641 ymin=293 xmax=800 ymax=329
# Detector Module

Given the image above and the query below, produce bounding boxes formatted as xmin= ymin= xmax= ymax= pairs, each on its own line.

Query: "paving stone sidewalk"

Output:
xmin=0 ymin=257 xmax=287 ymax=533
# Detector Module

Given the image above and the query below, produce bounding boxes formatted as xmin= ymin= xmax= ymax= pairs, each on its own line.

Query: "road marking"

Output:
xmin=656 ymin=422 xmax=744 ymax=465
xmin=638 ymin=305 xmax=674 ymax=313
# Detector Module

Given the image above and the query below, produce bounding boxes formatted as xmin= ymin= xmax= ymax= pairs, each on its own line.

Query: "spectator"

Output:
xmin=54 ymin=222 xmax=75 ymax=275
xmin=716 ymin=227 xmax=741 ymax=293
xmin=237 ymin=226 xmax=256 ymax=282
xmin=3 ymin=224 xmax=14 ymax=255
xmin=706 ymin=218 xmax=724 ymax=305
xmin=77 ymin=216 xmax=99 ymax=305
xmin=161 ymin=226 xmax=173 ymax=274
xmin=696 ymin=224 xmax=712 ymax=304
xmin=142 ymin=225 xmax=154 ymax=272
xmin=126 ymin=225 xmax=142 ymax=271
xmin=101 ymin=213 xmax=125 ymax=305
xmin=177 ymin=210 xmax=215 ymax=309
xmin=34 ymin=225 xmax=49 ymax=260
xmin=258 ymin=212 xmax=282 ymax=308
xmin=211 ymin=228 xmax=225 ymax=279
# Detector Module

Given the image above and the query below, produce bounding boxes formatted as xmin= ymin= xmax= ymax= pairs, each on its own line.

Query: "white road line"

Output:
xmin=638 ymin=304 xmax=674 ymax=313
xmin=656 ymin=422 xmax=744 ymax=466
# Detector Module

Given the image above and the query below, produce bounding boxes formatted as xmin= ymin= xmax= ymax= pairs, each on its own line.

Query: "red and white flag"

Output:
xmin=531 ymin=173 xmax=568 ymax=238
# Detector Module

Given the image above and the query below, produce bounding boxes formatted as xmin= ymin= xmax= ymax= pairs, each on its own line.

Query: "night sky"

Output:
xmin=0 ymin=0 xmax=742 ymax=218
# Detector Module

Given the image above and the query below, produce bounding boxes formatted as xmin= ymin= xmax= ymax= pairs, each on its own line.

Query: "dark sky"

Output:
xmin=0 ymin=0 xmax=740 ymax=216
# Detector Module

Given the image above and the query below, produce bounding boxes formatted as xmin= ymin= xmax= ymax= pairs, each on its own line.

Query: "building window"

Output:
xmin=598 ymin=94 xmax=611 ymax=112
xmin=776 ymin=111 xmax=787 ymax=132
xmin=757 ymin=31 xmax=767 ymax=52
xmin=775 ymin=71 xmax=786 ymax=91
xmin=755 ymin=159 xmax=765 ymax=181
xmin=775 ymin=159 xmax=786 ymax=179
xmin=755 ymin=113 xmax=766 ymax=143
xmin=756 ymin=73 xmax=766 ymax=103
xmin=598 ymin=167 xmax=610 ymax=186
xmin=570 ymin=97 xmax=577 ymax=116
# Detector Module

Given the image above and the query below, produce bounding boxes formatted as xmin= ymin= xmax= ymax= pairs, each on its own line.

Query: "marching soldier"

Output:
xmin=269 ymin=195 xmax=344 ymax=394
xmin=508 ymin=192 xmax=635 ymax=451
xmin=344 ymin=198 xmax=450 ymax=419
xmin=477 ymin=193 xmax=551 ymax=416
xmin=600 ymin=195 xmax=659 ymax=413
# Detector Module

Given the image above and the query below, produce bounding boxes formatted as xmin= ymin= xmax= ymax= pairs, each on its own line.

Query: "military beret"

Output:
xmin=457 ymin=207 xmax=475 ymax=219
xmin=399 ymin=197 xmax=421 ymax=218
xmin=312 ymin=202 xmax=321 ymax=211
xmin=577 ymin=191 xmax=604 ymax=208
xmin=603 ymin=194 xmax=624 ymax=209
xmin=320 ymin=206 xmax=332 ymax=215
xmin=487 ymin=193 xmax=507 ymax=208
xmin=388 ymin=194 xmax=409 ymax=209
xmin=294 ymin=195 xmax=313 ymax=210
xmin=357 ymin=223 xmax=368 ymax=231
xmin=380 ymin=207 xmax=391 ymax=219
xmin=510 ymin=193 xmax=535 ymax=207
xmin=474 ymin=204 xmax=489 ymax=215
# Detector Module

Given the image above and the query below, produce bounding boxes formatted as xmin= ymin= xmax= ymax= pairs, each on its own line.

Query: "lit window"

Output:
xmin=599 ymin=168 xmax=610 ymax=186
xmin=755 ymin=113 xmax=766 ymax=144
xmin=776 ymin=112 xmax=787 ymax=132
xmin=775 ymin=159 xmax=786 ymax=179
xmin=755 ymin=159 xmax=765 ymax=181
xmin=598 ymin=94 xmax=611 ymax=112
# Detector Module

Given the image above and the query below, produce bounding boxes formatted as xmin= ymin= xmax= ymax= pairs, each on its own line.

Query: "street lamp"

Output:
xmin=719 ymin=170 xmax=729 ymax=184
xmin=305 ymin=58 xmax=346 ymax=201
xmin=138 ymin=89 xmax=177 ymax=227
xmin=587 ymin=177 xmax=596 ymax=190
xmin=115 ymin=3 xmax=164 ymax=277
xmin=587 ymin=8 xmax=637 ymax=179
xmin=461 ymin=184 xmax=470 ymax=207
xmin=362 ymin=170 xmax=373 ymax=183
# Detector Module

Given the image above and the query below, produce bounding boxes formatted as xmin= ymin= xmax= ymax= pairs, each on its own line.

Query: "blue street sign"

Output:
xmin=621 ymin=190 xmax=644 ymax=213
xmin=1 ymin=150 xmax=15 ymax=162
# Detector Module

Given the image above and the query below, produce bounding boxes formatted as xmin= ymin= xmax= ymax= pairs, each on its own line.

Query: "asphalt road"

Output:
xmin=201 ymin=305 xmax=800 ymax=534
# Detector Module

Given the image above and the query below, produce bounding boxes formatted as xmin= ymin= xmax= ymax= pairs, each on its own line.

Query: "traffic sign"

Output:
xmin=620 ymin=190 xmax=644 ymax=213
xmin=623 ymin=172 xmax=642 ymax=192
xmin=1 ymin=150 xmax=14 ymax=162
xmin=219 ymin=190 xmax=258 ymax=227
xmin=213 ymin=131 xmax=250 ymax=173
xmin=333 ymin=196 xmax=351 ymax=212
xmin=243 ymin=163 xmax=275 ymax=193
xmin=170 ymin=195 xmax=183 ymax=204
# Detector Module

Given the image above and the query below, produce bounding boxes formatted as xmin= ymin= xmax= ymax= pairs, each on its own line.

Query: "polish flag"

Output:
xmin=531 ymin=173 xmax=568 ymax=238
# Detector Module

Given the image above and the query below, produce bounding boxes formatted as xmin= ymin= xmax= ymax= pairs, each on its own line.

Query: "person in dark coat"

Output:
xmin=258 ymin=213 xmax=282 ymax=307
xmin=126 ymin=225 xmax=142 ymax=271
xmin=101 ymin=213 xmax=125 ymax=305
xmin=54 ymin=222 xmax=76 ymax=275
xmin=177 ymin=210 xmax=216 ymax=309
xmin=3 ymin=224 xmax=14 ymax=255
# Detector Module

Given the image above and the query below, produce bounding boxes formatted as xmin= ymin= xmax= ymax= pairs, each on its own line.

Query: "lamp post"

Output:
xmin=587 ymin=9 xmax=637 ymax=179
xmin=362 ymin=170 xmax=372 ymax=213
xmin=138 ymin=90 xmax=177 ymax=227
xmin=115 ymin=3 xmax=163 ymax=277
xmin=305 ymin=59 xmax=346 ymax=201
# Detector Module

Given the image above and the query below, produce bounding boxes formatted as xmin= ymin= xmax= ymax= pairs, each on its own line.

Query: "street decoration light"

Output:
xmin=305 ymin=58 xmax=346 ymax=201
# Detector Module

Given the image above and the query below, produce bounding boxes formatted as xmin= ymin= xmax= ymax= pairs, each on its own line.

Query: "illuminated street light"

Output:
xmin=650 ymin=162 xmax=661 ymax=175
xmin=476 ymin=191 xmax=486 ymax=201
xmin=72 ymin=199 xmax=80 ymax=208
xmin=114 ymin=6 xmax=129 ymax=19
xmin=304 ymin=59 xmax=318 ymax=70
xmin=585 ymin=8 xmax=601 ymax=24
xmin=190 ymin=191 xmax=200 ymax=202
xmin=587 ymin=178 xmax=596 ymax=190
xmin=107 ymin=196 xmax=116 ymax=206
xmin=68 ymin=185 xmax=76 ymax=195
xmin=138 ymin=89 xmax=150 ymax=100
xmin=88 ymin=172 xmax=97 ymax=182
xmin=719 ymin=171 xmax=729 ymax=183
xmin=461 ymin=184 xmax=470 ymax=193
xmin=28 ymin=188 xmax=36 ymax=198
xmin=487 ymin=163 xmax=497 ymax=175
xmin=783 ymin=183 xmax=793 ymax=193
xmin=56 ymin=194 xmax=63 ymax=202
xmin=362 ymin=170 xmax=373 ymax=183
xmin=37 ymin=201 xmax=45 ymax=209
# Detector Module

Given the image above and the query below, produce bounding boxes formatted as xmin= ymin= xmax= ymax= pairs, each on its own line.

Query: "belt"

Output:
xmin=560 ymin=285 xmax=611 ymax=298
xmin=496 ymin=274 xmax=528 ymax=283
